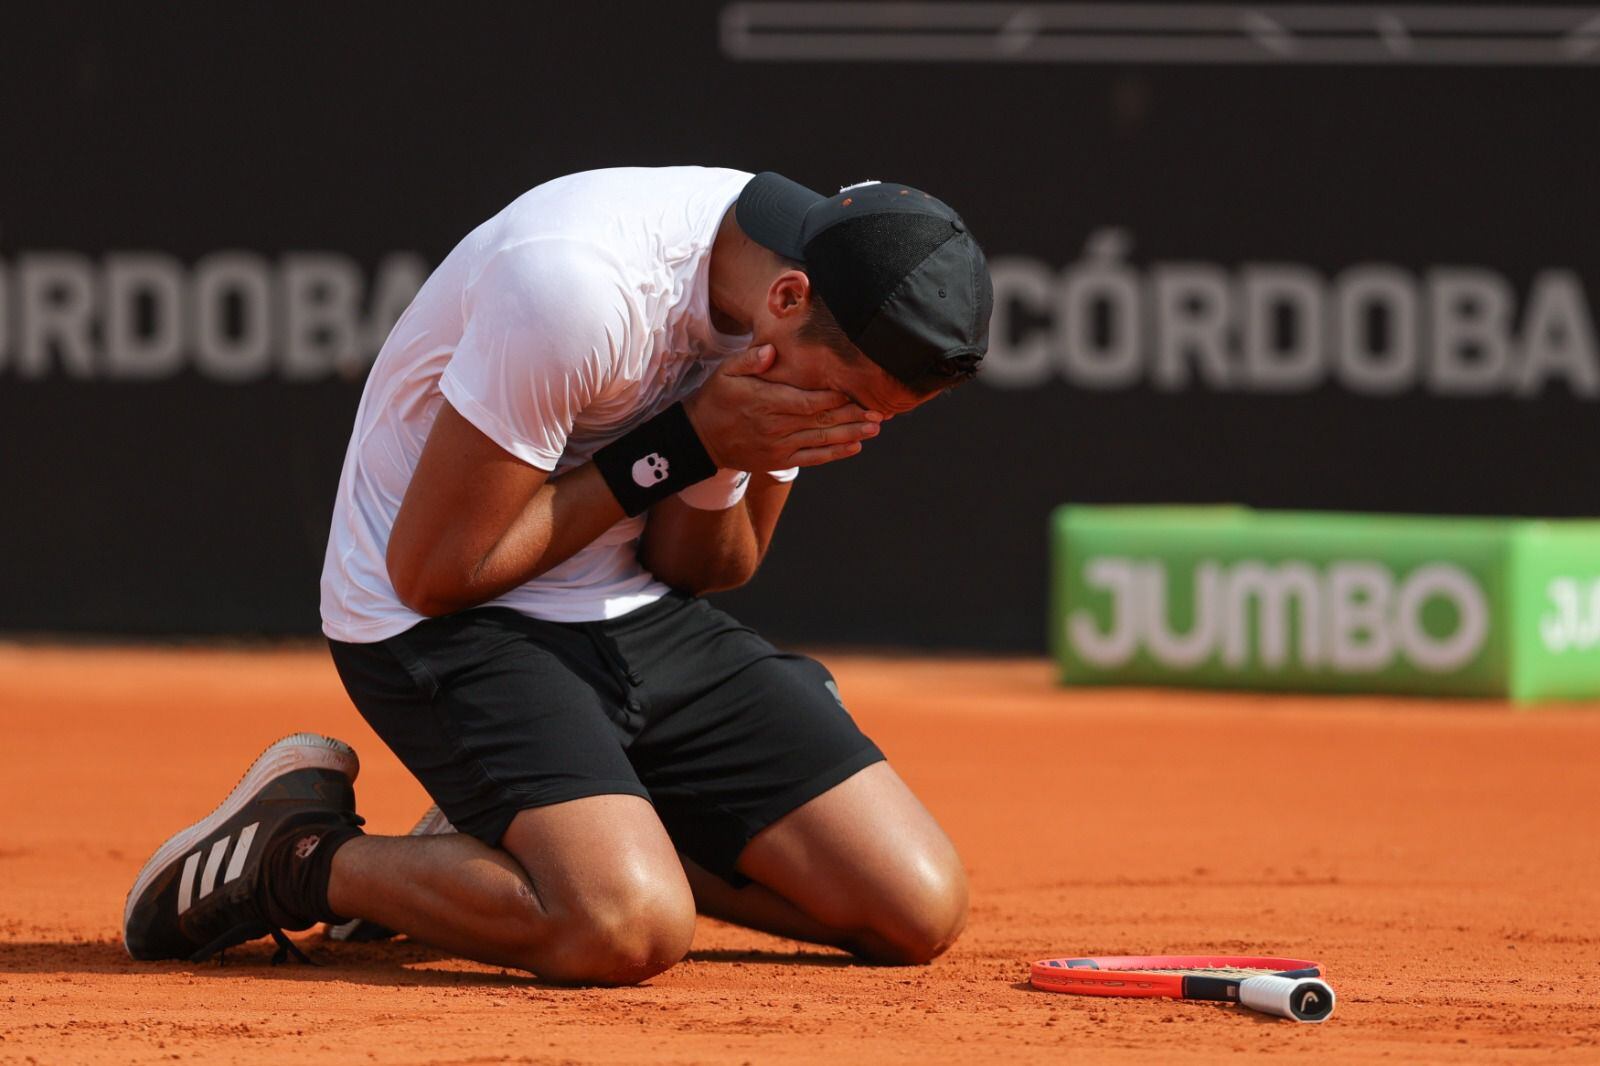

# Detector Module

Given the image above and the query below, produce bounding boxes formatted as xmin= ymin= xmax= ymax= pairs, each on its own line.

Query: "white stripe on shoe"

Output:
xmin=223 ymin=822 xmax=259 ymax=884
xmin=198 ymin=837 xmax=229 ymax=900
xmin=177 ymin=852 xmax=201 ymax=914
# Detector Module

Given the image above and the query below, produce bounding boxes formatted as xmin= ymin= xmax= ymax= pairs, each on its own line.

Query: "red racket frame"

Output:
xmin=1031 ymin=955 xmax=1324 ymax=998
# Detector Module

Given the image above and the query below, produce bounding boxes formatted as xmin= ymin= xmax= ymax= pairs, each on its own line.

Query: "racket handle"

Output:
xmin=1238 ymin=975 xmax=1336 ymax=1022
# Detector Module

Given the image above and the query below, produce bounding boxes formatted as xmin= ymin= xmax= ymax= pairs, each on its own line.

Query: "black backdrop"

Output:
xmin=4 ymin=2 xmax=1597 ymax=648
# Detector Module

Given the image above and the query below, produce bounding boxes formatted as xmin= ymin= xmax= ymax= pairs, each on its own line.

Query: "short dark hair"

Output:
xmin=786 ymin=261 xmax=981 ymax=396
xmin=795 ymin=290 xmax=854 ymax=357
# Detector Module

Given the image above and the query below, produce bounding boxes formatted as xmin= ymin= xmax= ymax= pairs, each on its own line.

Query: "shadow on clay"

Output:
xmin=683 ymin=947 xmax=870 ymax=968
xmin=0 ymin=938 xmax=527 ymax=987
xmin=0 ymin=938 xmax=871 ymax=985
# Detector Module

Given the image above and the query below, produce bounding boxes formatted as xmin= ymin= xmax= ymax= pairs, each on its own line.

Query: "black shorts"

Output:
xmin=327 ymin=592 xmax=884 ymax=885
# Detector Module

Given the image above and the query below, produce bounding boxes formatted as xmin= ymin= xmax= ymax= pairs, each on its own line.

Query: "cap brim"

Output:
xmin=735 ymin=172 xmax=824 ymax=262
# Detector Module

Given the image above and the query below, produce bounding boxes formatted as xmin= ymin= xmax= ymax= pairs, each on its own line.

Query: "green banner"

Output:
xmin=1508 ymin=523 xmax=1600 ymax=701
xmin=1052 ymin=507 xmax=1600 ymax=702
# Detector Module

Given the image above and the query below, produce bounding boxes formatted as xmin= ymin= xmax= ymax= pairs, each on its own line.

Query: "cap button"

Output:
xmin=951 ymin=219 xmax=965 ymax=233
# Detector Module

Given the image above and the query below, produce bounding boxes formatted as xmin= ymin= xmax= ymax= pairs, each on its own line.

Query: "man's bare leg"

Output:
xmin=683 ymin=762 xmax=967 ymax=964
xmin=327 ymin=794 xmax=695 ymax=985
xmin=683 ymin=860 xmax=860 ymax=950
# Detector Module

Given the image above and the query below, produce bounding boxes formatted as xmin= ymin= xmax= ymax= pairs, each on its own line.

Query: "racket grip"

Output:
xmin=1238 ymin=975 xmax=1336 ymax=1022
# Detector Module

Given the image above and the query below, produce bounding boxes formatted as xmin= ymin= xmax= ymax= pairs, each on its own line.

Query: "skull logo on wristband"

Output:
xmin=631 ymin=452 xmax=670 ymax=487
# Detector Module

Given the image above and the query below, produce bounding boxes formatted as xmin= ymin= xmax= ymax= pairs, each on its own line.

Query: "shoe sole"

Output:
xmin=122 ymin=733 xmax=359 ymax=956
xmin=325 ymin=803 xmax=453 ymax=942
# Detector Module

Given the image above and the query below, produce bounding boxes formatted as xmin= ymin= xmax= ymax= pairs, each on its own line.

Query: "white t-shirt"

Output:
xmin=320 ymin=166 xmax=792 ymax=643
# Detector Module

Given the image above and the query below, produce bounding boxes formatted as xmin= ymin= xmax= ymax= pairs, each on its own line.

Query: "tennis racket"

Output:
xmin=1030 ymin=955 xmax=1335 ymax=1022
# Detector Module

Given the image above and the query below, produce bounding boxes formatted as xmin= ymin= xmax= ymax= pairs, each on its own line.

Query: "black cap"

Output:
xmin=735 ymin=172 xmax=993 ymax=388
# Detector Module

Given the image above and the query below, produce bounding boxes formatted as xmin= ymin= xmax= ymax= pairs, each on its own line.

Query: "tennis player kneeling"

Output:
xmin=123 ymin=168 xmax=994 ymax=985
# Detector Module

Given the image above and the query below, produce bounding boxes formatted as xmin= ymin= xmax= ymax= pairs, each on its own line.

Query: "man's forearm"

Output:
xmin=639 ymin=474 xmax=793 ymax=595
xmin=473 ymin=462 xmax=631 ymax=592
xmin=391 ymin=461 xmax=626 ymax=616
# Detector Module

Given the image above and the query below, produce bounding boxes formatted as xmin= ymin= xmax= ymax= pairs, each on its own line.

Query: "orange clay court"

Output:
xmin=2 ymin=645 xmax=1597 ymax=1064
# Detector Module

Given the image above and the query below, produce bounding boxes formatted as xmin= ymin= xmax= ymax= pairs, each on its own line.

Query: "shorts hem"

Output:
xmin=716 ymin=744 xmax=887 ymax=887
xmin=463 ymin=779 xmax=654 ymax=849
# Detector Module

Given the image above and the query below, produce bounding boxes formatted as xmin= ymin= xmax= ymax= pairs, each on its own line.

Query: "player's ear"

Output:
xmin=766 ymin=270 xmax=812 ymax=320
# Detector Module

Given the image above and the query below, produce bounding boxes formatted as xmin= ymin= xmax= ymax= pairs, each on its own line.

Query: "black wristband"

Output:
xmin=594 ymin=402 xmax=719 ymax=516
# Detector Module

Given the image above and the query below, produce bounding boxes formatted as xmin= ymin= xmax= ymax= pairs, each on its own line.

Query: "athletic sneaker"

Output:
xmin=123 ymin=733 xmax=363 ymax=962
xmin=325 ymin=803 xmax=454 ymax=943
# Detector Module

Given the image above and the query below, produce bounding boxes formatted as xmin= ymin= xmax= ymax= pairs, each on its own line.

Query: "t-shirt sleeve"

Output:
xmin=438 ymin=243 xmax=629 ymax=470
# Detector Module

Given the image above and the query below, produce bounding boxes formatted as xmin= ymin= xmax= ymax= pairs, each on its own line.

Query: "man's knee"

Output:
xmin=866 ymin=855 xmax=969 ymax=965
xmin=808 ymin=845 xmax=969 ymax=966
xmin=561 ymin=887 xmax=697 ymax=985
xmin=500 ymin=873 xmax=696 ymax=985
